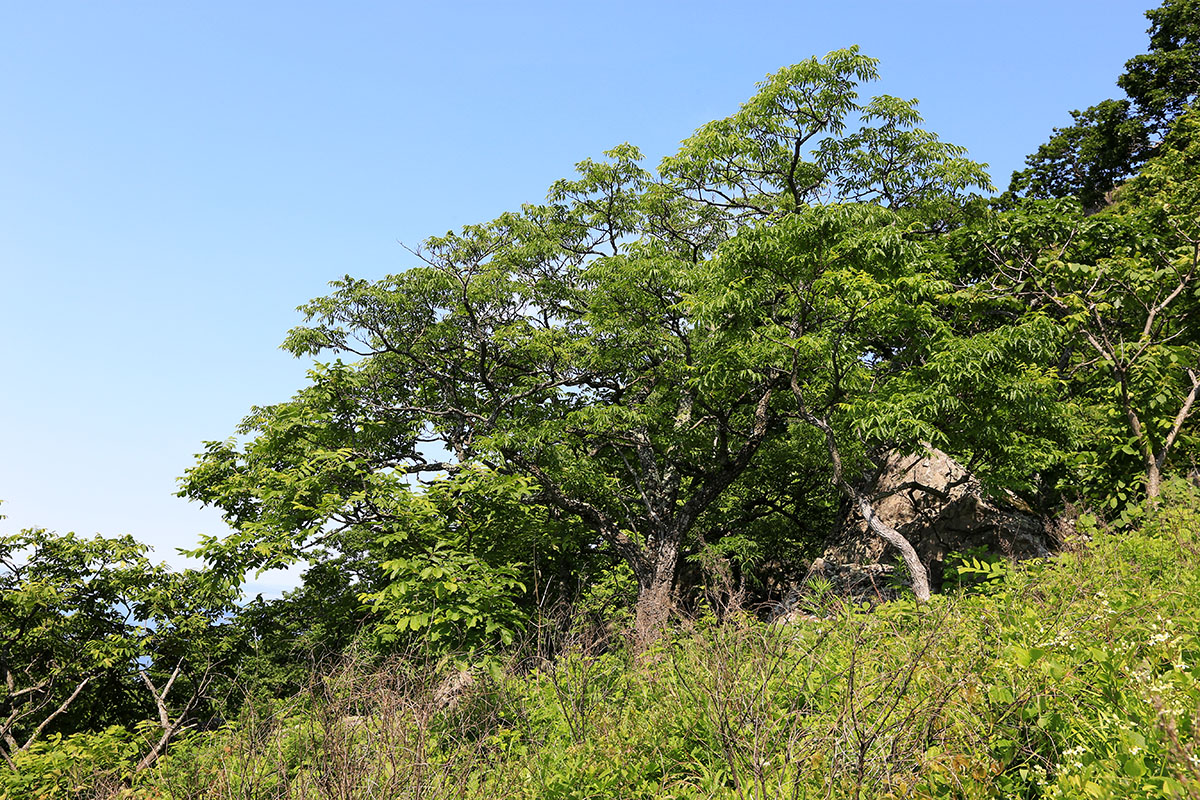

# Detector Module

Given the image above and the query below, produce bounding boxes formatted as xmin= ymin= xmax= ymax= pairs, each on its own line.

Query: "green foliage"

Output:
xmin=1119 ymin=0 xmax=1200 ymax=125
xmin=1005 ymin=99 xmax=1151 ymax=211
xmin=114 ymin=481 xmax=1200 ymax=800
xmin=573 ymin=562 xmax=639 ymax=632
xmin=368 ymin=542 xmax=528 ymax=651
xmin=943 ymin=547 xmax=1011 ymax=591
xmin=0 ymin=529 xmax=237 ymax=760
xmin=11 ymin=7 xmax=1200 ymax=796
xmin=0 ymin=526 xmax=238 ymax=778
xmin=347 ymin=467 xmax=592 ymax=655
xmin=1121 ymin=104 xmax=1200 ymax=233
xmin=1 ymin=529 xmax=153 ymax=749
xmin=698 ymin=200 xmax=1064 ymax=506
xmin=1 ymin=724 xmax=142 ymax=800
xmin=180 ymin=47 xmax=1001 ymax=638
xmin=659 ymin=49 xmax=989 ymax=225
xmin=955 ymin=145 xmax=1200 ymax=509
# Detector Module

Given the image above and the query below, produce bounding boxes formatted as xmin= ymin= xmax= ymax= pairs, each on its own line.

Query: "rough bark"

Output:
xmin=1147 ymin=460 xmax=1163 ymax=502
xmin=632 ymin=529 xmax=682 ymax=646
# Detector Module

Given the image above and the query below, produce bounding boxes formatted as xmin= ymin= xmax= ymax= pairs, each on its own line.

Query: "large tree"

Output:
xmin=693 ymin=200 xmax=1067 ymax=602
xmin=182 ymin=49 xmax=999 ymax=641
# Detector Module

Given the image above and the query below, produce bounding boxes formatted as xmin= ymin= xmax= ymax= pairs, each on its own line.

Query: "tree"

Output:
xmin=1004 ymin=99 xmax=1151 ymax=212
xmin=1 ymin=529 xmax=148 ymax=762
xmin=957 ymin=108 xmax=1200 ymax=505
xmin=184 ymin=179 xmax=778 ymax=645
xmin=1005 ymin=0 xmax=1200 ymax=211
xmin=128 ymin=567 xmax=238 ymax=774
xmin=182 ymin=49 xmax=1002 ymax=642
xmin=692 ymin=203 xmax=1066 ymax=602
xmin=0 ymin=527 xmax=237 ymax=772
xmin=1119 ymin=0 xmax=1200 ymax=128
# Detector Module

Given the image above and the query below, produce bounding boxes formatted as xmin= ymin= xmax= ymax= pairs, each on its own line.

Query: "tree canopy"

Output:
xmin=6 ymin=4 xmax=1200 ymax=792
xmin=173 ymin=6 xmax=1200 ymax=650
xmin=180 ymin=48 xmax=1066 ymax=642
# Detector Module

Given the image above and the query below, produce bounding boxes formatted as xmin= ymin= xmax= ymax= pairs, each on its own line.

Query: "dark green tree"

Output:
xmin=1005 ymin=0 xmax=1200 ymax=211
xmin=1120 ymin=0 xmax=1200 ymax=127
xmin=182 ymin=49 xmax=1013 ymax=641
xmin=1005 ymin=99 xmax=1151 ymax=212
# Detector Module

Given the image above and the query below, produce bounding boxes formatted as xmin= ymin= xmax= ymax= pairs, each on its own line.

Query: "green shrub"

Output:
xmin=2 ymin=724 xmax=140 ymax=800
xmin=12 ymin=481 xmax=1200 ymax=799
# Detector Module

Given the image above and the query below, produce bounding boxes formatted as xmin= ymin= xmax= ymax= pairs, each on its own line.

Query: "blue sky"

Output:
xmin=1 ymin=1 xmax=1149 ymax=590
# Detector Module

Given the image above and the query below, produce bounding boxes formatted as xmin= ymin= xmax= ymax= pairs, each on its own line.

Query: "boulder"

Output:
xmin=821 ymin=447 xmax=1055 ymax=589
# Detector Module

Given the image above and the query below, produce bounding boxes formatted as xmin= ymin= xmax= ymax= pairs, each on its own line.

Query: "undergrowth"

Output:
xmin=7 ymin=481 xmax=1200 ymax=799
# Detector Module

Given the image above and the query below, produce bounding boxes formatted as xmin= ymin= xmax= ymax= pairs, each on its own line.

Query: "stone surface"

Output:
xmin=822 ymin=447 xmax=1055 ymax=589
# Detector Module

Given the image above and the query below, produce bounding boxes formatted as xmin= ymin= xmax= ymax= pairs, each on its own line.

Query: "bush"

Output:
xmin=10 ymin=481 xmax=1200 ymax=799
xmin=2 ymin=725 xmax=140 ymax=800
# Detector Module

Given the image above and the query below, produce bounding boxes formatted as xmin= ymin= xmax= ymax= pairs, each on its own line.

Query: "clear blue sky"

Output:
xmin=0 ymin=1 xmax=1149 ymax=591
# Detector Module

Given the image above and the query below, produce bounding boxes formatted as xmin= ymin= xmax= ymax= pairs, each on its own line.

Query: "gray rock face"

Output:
xmin=821 ymin=447 xmax=1054 ymax=589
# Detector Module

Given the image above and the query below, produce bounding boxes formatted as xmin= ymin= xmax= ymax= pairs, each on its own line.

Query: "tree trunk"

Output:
xmin=131 ymin=662 xmax=202 ymax=776
xmin=852 ymin=489 xmax=931 ymax=602
xmin=788 ymin=378 xmax=933 ymax=604
xmin=1146 ymin=459 xmax=1163 ymax=503
xmin=633 ymin=543 xmax=679 ymax=648
xmin=1145 ymin=368 xmax=1199 ymax=504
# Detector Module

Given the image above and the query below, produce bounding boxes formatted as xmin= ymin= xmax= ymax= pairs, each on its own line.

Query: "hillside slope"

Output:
xmin=11 ymin=483 xmax=1200 ymax=800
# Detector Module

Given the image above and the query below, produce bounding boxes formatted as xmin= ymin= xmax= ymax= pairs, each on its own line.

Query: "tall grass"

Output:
xmin=8 ymin=481 xmax=1200 ymax=799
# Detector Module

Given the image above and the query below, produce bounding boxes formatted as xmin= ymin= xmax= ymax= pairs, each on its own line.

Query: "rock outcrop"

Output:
xmin=820 ymin=447 xmax=1055 ymax=591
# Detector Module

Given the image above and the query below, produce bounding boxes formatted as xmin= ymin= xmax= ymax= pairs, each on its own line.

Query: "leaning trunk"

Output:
xmin=790 ymin=387 xmax=933 ymax=604
xmin=851 ymin=489 xmax=931 ymax=602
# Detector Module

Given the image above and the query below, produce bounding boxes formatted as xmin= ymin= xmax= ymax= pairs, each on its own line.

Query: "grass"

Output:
xmin=8 ymin=481 xmax=1200 ymax=799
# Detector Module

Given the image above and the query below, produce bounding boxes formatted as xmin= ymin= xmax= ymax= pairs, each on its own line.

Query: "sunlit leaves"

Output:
xmin=182 ymin=50 xmax=1014 ymax=635
xmin=0 ymin=530 xmax=237 ymax=757
xmin=367 ymin=542 xmax=527 ymax=650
